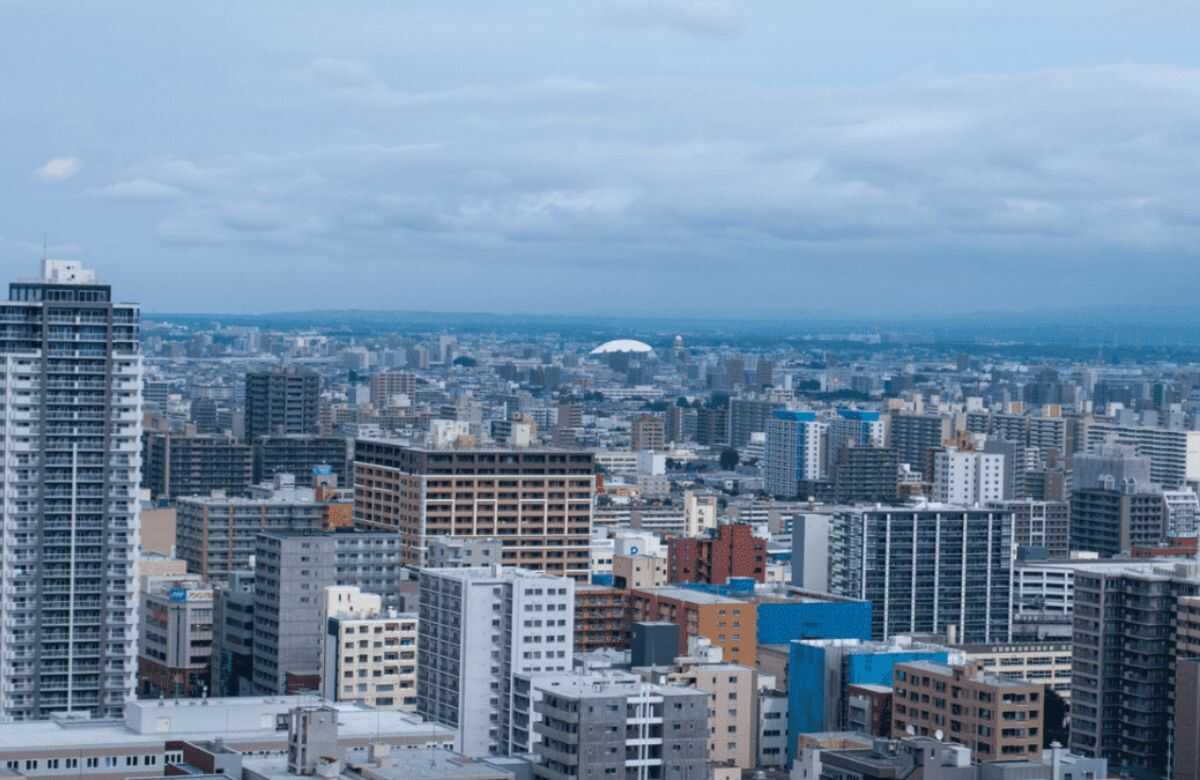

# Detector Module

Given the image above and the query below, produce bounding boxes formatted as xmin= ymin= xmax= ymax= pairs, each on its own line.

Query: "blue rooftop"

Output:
xmin=773 ymin=410 xmax=817 ymax=422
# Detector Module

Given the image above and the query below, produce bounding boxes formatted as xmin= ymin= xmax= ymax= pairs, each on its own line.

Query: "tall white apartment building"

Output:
xmin=319 ymin=586 xmax=418 ymax=711
xmin=1085 ymin=419 xmax=1200 ymax=487
xmin=933 ymin=448 xmax=1005 ymax=505
xmin=417 ymin=566 xmax=574 ymax=757
xmin=766 ymin=410 xmax=826 ymax=498
xmin=827 ymin=408 xmax=886 ymax=459
xmin=0 ymin=260 xmax=143 ymax=720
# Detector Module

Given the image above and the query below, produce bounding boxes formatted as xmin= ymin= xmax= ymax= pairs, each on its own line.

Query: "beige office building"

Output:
xmin=612 ymin=553 xmax=668 ymax=589
xmin=353 ymin=442 xmax=594 ymax=578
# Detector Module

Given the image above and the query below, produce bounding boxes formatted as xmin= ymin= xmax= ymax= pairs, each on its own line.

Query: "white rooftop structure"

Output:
xmin=591 ymin=339 xmax=654 ymax=355
xmin=40 ymin=258 xmax=98 ymax=284
xmin=0 ymin=697 xmax=453 ymax=753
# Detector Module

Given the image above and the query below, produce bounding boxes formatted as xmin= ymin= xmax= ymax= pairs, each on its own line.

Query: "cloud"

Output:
xmin=604 ymin=0 xmax=743 ymax=38
xmin=305 ymin=58 xmax=605 ymax=110
xmin=98 ymin=178 xmax=184 ymax=200
xmin=306 ymin=57 xmax=377 ymax=88
xmin=34 ymin=157 xmax=82 ymax=182
xmin=136 ymin=63 xmax=1200 ymax=277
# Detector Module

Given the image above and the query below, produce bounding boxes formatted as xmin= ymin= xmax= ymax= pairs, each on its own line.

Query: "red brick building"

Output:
xmin=667 ymin=523 xmax=766 ymax=585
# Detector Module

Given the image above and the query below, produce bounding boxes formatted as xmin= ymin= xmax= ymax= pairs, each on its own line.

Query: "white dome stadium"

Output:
xmin=590 ymin=339 xmax=654 ymax=355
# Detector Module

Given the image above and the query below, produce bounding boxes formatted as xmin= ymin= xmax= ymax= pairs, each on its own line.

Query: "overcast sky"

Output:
xmin=3 ymin=1 xmax=1199 ymax=317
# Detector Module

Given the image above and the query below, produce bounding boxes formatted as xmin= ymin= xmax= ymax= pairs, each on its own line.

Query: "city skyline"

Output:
xmin=4 ymin=1 xmax=1200 ymax=316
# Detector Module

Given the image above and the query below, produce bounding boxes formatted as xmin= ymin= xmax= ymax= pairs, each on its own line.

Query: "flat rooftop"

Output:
xmin=635 ymin=586 xmax=745 ymax=604
xmin=898 ymin=660 xmax=1036 ymax=688
xmin=0 ymin=698 xmax=452 ymax=752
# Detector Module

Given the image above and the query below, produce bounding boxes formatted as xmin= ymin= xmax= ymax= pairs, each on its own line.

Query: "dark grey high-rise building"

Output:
xmin=252 ymin=434 xmax=350 ymax=484
xmin=244 ymin=366 xmax=320 ymax=441
xmin=1070 ymin=445 xmax=1164 ymax=556
xmin=728 ymin=397 xmax=775 ymax=447
xmin=141 ymin=430 xmax=254 ymax=499
xmin=1070 ymin=487 xmax=1164 ymax=556
xmin=804 ymin=506 xmax=1014 ymax=643
xmin=696 ymin=405 xmax=729 ymax=446
xmin=833 ymin=446 xmax=899 ymax=504
xmin=888 ymin=413 xmax=952 ymax=477
xmin=0 ymin=260 xmax=142 ymax=720
xmin=1069 ymin=561 xmax=1200 ymax=778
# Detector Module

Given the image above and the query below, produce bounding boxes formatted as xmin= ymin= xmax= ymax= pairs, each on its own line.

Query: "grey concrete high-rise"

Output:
xmin=0 ymin=260 xmax=143 ymax=720
xmin=244 ymin=366 xmax=320 ymax=441
xmin=251 ymin=529 xmax=410 ymax=695
xmin=531 ymin=675 xmax=709 ymax=780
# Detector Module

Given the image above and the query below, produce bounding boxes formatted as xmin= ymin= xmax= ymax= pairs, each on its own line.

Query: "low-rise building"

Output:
xmin=954 ymin=641 xmax=1072 ymax=700
xmin=0 ymin=698 xmax=453 ymax=780
xmin=320 ymin=586 xmax=418 ymax=711
xmin=176 ymin=473 xmax=344 ymax=584
xmin=532 ymin=675 xmax=709 ymax=780
xmin=629 ymin=586 xmax=758 ymax=668
xmin=138 ymin=575 xmax=215 ymax=698
xmin=892 ymin=660 xmax=1044 ymax=762
xmin=574 ymin=584 xmax=630 ymax=650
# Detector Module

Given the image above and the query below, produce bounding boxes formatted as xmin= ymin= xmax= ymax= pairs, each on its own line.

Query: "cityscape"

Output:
xmin=4 ymin=3 xmax=1200 ymax=780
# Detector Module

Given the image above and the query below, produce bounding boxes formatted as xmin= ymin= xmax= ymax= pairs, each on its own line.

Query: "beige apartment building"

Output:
xmin=353 ymin=442 xmax=595 ymax=578
xmin=659 ymin=650 xmax=757 ymax=770
xmin=613 ymin=552 xmax=668 ymax=589
xmin=955 ymin=641 xmax=1073 ymax=700
xmin=893 ymin=660 xmax=1043 ymax=762
xmin=319 ymin=586 xmax=418 ymax=711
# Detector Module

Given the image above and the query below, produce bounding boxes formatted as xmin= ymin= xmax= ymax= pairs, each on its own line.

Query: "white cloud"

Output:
xmin=99 ymin=178 xmax=183 ymax=200
xmin=142 ymin=63 xmax=1200 ymax=268
xmin=34 ymin=157 xmax=82 ymax=182
xmin=604 ymin=0 xmax=743 ymax=38
xmin=305 ymin=58 xmax=605 ymax=110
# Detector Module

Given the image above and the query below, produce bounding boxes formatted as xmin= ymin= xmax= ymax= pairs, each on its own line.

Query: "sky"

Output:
xmin=2 ymin=0 xmax=1200 ymax=318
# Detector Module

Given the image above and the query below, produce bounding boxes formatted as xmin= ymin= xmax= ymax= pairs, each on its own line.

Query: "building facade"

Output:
xmin=244 ymin=366 xmax=320 ymax=442
xmin=766 ymin=410 xmax=825 ymax=498
xmin=814 ymin=507 xmax=1015 ymax=643
xmin=354 ymin=442 xmax=595 ymax=578
xmin=175 ymin=478 xmax=336 ymax=584
xmin=666 ymin=523 xmax=767 ymax=585
xmin=0 ymin=260 xmax=142 ymax=720
xmin=1069 ymin=561 xmax=1200 ymax=777
xmin=531 ymin=676 xmax=709 ymax=780
xmin=417 ymin=566 xmax=575 ymax=757
xmin=141 ymin=431 xmax=253 ymax=500
xmin=319 ymin=586 xmax=418 ymax=711
xmin=139 ymin=576 xmax=214 ymax=698
xmin=892 ymin=660 xmax=1044 ymax=762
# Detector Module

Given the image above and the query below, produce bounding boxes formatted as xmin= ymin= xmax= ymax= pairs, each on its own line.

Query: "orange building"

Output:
xmin=629 ymin=586 xmax=758 ymax=667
